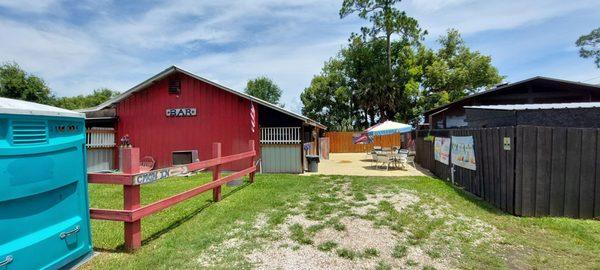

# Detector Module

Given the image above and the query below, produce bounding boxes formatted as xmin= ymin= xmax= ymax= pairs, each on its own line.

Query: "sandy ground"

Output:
xmin=304 ymin=153 xmax=428 ymax=177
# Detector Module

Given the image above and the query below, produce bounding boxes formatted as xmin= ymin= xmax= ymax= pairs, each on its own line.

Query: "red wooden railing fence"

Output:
xmin=88 ymin=140 xmax=257 ymax=251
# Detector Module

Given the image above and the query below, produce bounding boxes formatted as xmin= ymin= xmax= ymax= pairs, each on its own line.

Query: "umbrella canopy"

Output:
xmin=367 ymin=120 xmax=413 ymax=136
xmin=352 ymin=122 xmax=383 ymax=144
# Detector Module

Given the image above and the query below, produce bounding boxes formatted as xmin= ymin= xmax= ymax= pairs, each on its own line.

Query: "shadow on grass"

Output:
xmin=94 ymin=181 xmax=253 ymax=253
xmin=435 ymin=178 xmax=510 ymax=217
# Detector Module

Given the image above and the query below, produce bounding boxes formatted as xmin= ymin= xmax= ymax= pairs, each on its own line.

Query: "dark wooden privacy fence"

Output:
xmin=416 ymin=126 xmax=600 ymax=219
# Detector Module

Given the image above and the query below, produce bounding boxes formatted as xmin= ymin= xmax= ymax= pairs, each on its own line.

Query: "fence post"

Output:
xmin=121 ymin=147 xmax=141 ymax=252
xmin=212 ymin=143 xmax=222 ymax=202
xmin=249 ymin=140 xmax=256 ymax=183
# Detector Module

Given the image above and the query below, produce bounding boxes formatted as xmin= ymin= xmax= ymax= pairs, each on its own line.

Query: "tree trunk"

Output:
xmin=386 ymin=33 xmax=392 ymax=73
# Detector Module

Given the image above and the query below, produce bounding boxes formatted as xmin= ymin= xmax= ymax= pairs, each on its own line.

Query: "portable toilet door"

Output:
xmin=0 ymin=98 xmax=93 ymax=269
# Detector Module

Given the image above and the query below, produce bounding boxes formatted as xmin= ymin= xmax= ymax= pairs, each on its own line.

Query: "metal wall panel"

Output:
xmin=87 ymin=148 xmax=113 ymax=172
xmin=260 ymin=144 xmax=302 ymax=173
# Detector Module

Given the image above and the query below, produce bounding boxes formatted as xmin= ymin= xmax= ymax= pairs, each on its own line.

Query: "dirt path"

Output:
xmin=196 ymin=177 xmax=501 ymax=270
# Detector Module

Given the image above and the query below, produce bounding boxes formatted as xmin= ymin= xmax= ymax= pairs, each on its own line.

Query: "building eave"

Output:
xmin=86 ymin=66 xmax=326 ymax=129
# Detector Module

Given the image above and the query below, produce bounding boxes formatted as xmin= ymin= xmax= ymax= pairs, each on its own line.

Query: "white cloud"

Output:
xmin=0 ymin=0 xmax=598 ymax=111
xmin=0 ymin=18 xmax=99 ymax=78
xmin=0 ymin=0 xmax=61 ymax=13
xmin=404 ymin=0 xmax=600 ymax=36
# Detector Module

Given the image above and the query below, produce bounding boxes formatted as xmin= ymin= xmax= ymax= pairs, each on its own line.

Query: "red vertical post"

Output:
xmin=249 ymin=140 xmax=256 ymax=183
xmin=212 ymin=143 xmax=222 ymax=202
xmin=121 ymin=147 xmax=141 ymax=252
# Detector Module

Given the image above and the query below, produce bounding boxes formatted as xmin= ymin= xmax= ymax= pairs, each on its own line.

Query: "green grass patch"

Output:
xmin=392 ymin=244 xmax=408 ymax=258
xmin=317 ymin=241 xmax=338 ymax=252
xmin=362 ymin=247 xmax=379 ymax=258
xmin=83 ymin=174 xmax=600 ymax=270
xmin=336 ymin=248 xmax=357 ymax=260
xmin=289 ymin=223 xmax=313 ymax=245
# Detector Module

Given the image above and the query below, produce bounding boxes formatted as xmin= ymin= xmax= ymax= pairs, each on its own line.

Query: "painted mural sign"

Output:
xmin=166 ymin=108 xmax=197 ymax=117
xmin=133 ymin=165 xmax=190 ymax=185
xmin=451 ymin=136 xmax=476 ymax=170
xmin=434 ymin=137 xmax=450 ymax=165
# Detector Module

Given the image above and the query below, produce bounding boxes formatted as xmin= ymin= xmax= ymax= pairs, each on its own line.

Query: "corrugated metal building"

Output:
xmin=423 ymin=77 xmax=600 ymax=129
xmin=465 ymin=102 xmax=600 ymax=128
xmin=82 ymin=66 xmax=325 ymax=173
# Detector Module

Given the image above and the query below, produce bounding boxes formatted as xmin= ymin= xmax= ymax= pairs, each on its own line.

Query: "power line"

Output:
xmin=582 ymin=75 xmax=600 ymax=83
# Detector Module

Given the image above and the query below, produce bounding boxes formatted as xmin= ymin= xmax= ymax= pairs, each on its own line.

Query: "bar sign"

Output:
xmin=166 ymin=108 xmax=197 ymax=117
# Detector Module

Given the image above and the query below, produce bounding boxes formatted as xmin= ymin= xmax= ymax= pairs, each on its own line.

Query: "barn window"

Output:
xmin=168 ymin=78 xmax=181 ymax=94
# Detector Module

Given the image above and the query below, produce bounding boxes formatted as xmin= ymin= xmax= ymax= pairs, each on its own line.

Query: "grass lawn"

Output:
xmin=83 ymin=173 xmax=600 ymax=269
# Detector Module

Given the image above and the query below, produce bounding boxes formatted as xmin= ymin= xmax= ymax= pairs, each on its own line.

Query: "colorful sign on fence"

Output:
xmin=451 ymin=136 xmax=476 ymax=170
xmin=434 ymin=137 xmax=450 ymax=165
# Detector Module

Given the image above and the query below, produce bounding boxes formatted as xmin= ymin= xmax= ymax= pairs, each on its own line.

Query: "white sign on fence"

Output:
xmin=434 ymin=137 xmax=450 ymax=165
xmin=451 ymin=136 xmax=476 ymax=170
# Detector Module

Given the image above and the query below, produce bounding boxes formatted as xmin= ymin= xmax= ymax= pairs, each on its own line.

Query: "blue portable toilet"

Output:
xmin=0 ymin=97 xmax=93 ymax=269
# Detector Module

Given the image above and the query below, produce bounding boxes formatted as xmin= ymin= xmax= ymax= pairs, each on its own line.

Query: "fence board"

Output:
xmin=325 ymin=132 xmax=402 ymax=153
xmin=514 ymin=127 xmax=524 ymax=215
xmin=506 ymin=127 xmax=515 ymax=214
xmin=549 ymin=127 xmax=567 ymax=216
xmin=579 ymin=129 xmax=596 ymax=219
xmin=521 ymin=126 xmax=537 ymax=216
xmin=564 ymin=128 xmax=582 ymax=218
xmin=596 ymin=130 xmax=600 ymax=218
xmin=535 ymin=127 xmax=552 ymax=216
xmin=500 ymin=128 xmax=507 ymax=211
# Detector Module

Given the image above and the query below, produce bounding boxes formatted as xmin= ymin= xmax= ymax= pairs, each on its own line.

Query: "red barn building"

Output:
xmin=83 ymin=66 xmax=325 ymax=173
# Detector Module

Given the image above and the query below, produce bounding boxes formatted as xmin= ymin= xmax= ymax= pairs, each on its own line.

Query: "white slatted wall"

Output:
xmin=260 ymin=127 xmax=301 ymax=144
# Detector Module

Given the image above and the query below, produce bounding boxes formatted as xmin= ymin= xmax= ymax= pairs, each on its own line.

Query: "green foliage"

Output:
xmin=340 ymin=0 xmax=425 ymax=71
xmin=244 ymin=76 xmax=283 ymax=105
xmin=420 ymin=29 xmax=503 ymax=112
xmin=53 ymin=88 xmax=120 ymax=110
xmin=289 ymin=223 xmax=313 ymax=245
xmin=0 ymin=62 xmax=54 ymax=104
xmin=576 ymin=27 xmax=600 ymax=68
xmin=0 ymin=62 xmax=118 ymax=110
xmin=302 ymin=5 xmax=502 ymax=130
xmin=362 ymin=247 xmax=380 ymax=258
xmin=392 ymin=244 xmax=408 ymax=258
xmin=301 ymin=58 xmax=354 ymax=131
xmin=317 ymin=241 xmax=339 ymax=252
xmin=336 ymin=248 xmax=357 ymax=260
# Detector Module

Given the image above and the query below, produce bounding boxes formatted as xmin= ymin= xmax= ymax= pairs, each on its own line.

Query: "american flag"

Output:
xmin=250 ymin=101 xmax=256 ymax=133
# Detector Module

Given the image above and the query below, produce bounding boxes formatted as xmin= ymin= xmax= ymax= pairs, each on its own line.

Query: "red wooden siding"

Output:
xmin=116 ymin=73 xmax=260 ymax=170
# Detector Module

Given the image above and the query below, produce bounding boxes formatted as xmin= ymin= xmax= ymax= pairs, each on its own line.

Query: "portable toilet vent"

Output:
xmin=0 ymin=97 xmax=93 ymax=269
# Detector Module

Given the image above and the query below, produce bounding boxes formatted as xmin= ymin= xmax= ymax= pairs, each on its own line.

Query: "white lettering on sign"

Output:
xmin=166 ymin=108 xmax=197 ymax=117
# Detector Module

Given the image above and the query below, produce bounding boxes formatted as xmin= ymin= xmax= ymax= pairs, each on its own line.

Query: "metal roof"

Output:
xmin=464 ymin=102 xmax=600 ymax=111
xmin=423 ymin=76 xmax=600 ymax=115
xmin=82 ymin=66 xmax=326 ymax=129
xmin=0 ymin=97 xmax=84 ymax=118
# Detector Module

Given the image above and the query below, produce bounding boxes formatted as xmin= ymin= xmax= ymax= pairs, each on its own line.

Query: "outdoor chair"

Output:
xmin=396 ymin=150 xmax=409 ymax=169
xmin=375 ymin=152 xmax=394 ymax=170
xmin=371 ymin=153 xmax=379 ymax=166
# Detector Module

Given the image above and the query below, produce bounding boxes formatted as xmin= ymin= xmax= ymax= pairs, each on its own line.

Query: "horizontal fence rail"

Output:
xmin=88 ymin=140 xmax=257 ymax=251
xmin=86 ymin=127 xmax=116 ymax=148
xmin=260 ymin=127 xmax=301 ymax=144
xmin=415 ymin=126 xmax=600 ymax=219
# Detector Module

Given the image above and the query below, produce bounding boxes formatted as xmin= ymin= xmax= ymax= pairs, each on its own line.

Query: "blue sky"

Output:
xmin=0 ymin=0 xmax=599 ymax=113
